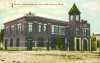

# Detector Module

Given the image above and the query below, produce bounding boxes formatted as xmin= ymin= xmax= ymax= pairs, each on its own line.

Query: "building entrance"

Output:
xmin=83 ymin=39 xmax=88 ymax=51
xmin=76 ymin=39 xmax=80 ymax=51
xmin=27 ymin=39 xmax=33 ymax=50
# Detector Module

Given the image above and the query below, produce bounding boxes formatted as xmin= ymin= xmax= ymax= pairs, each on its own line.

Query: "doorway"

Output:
xmin=27 ymin=39 xmax=33 ymax=50
xmin=76 ymin=39 xmax=80 ymax=51
xmin=83 ymin=39 xmax=88 ymax=51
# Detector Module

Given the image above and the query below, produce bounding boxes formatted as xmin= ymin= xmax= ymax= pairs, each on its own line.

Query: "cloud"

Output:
xmin=82 ymin=1 xmax=100 ymax=12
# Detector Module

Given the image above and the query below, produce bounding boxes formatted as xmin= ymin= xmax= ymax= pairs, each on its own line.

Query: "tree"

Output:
xmin=55 ymin=34 xmax=63 ymax=50
xmin=0 ymin=29 xmax=4 ymax=49
xmin=91 ymin=36 xmax=97 ymax=51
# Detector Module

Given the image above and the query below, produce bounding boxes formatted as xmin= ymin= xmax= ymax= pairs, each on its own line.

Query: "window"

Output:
xmin=11 ymin=25 xmax=14 ymax=32
xmin=59 ymin=26 xmax=65 ymax=35
xmin=84 ymin=29 xmax=87 ymax=36
xmin=51 ymin=25 xmax=64 ymax=34
xmin=76 ymin=28 xmax=79 ymax=35
xmin=76 ymin=15 xmax=79 ymax=21
xmin=39 ymin=23 xmax=42 ymax=32
xmin=10 ymin=39 xmax=13 ymax=47
xmin=54 ymin=25 xmax=59 ymax=33
xmin=16 ymin=38 xmax=20 ymax=47
xmin=51 ymin=25 xmax=54 ymax=33
xmin=83 ymin=29 xmax=85 ymax=36
xmin=83 ymin=28 xmax=87 ymax=36
xmin=14 ymin=25 xmax=16 ymax=32
xmin=21 ymin=24 xmax=24 ymax=31
xmin=51 ymin=25 xmax=59 ymax=34
xmin=17 ymin=23 xmax=22 ymax=32
xmin=71 ymin=15 xmax=73 ymax=20
xmin=86 ymin=28 xmax=89 ymax=36
xmin=43 ymin=24 xmax=47 ymax=32
xmin=28 ymin=22 xmax=33 ymax=32
xmin=5 ymin=27 xmax=9 ymax=33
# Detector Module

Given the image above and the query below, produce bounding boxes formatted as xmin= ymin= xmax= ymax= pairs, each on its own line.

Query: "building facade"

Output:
xmin=91 ymin=34 xmax=100 ymax=51
xmin=4 ymin=4 xmax=91 ymax=51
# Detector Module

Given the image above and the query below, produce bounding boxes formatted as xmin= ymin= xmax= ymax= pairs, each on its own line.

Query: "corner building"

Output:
xmin=4 ymin=4 xmax=90 ymax=51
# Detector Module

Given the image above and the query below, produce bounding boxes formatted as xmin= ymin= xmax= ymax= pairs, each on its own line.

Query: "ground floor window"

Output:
xmin=5 ymin=39 xmax=8 ymax=49
xmin=37 ymin=38 xmax=44 ymax=47
xmin=16 ymin=38 xmax=20 ymax=47
xmin=10 ymin=38 xmax=13 ymax=47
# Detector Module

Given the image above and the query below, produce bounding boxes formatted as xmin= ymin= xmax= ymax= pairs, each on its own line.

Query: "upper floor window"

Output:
xmin=39 ymin=23 xmax=42 ymax=32
xmin=52 ymin=25 xmax=59 ymax=33
xmin=83 ymin=28 xmax=87 ymax=36
xmin=59 ymin=26 xmax=65 ymax=35
xmin=43 ymin=24 xmax=47 ymax=32
xmin=76 ymin=15 xmax=79 ymax=21
xmin=54 ymin=25 xmax=59 ymax=33
xmin=11 ymin=25 xmax=14 ymax=32
xmin=28 ymin=22 xmax=33 ymax=32
xmin=5 ymin=27 xmax=9 ymax=33
xmin=51 ymin=25 xmax=54 ymax=33
xmin=17 ymin=23 xmax=22 ymax=32
xmin=71 ymin=15 xmax=73 ymax=21
xmin=76 ymin=28 xmax=79 ymax=35
xmin=21 ymin=23 xmax=24 ymax=31
xmin=51 ymin=25 xmax=65 ymax=35
xmin=86 ymin=28 xmax=89 ymax=36
xmin=10 ymin=38 xmax=13 ymax=47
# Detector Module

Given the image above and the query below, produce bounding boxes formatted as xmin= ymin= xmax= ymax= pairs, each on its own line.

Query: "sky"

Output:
xmin=0 ymin=0 xmax=100 ymax=34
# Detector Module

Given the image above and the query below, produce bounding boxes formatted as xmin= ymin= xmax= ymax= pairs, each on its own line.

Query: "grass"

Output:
xmin=0 ymin=47 xmax=48 ymax=51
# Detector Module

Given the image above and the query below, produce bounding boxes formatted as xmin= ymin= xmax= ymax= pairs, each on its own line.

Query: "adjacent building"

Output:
xmin=92 ymin=34 xmax=100 ymax=51
xmin=4 ymin=4 xmax=91 ymax=51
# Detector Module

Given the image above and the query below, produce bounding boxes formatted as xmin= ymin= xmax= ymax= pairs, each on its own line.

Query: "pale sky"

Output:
xmin=0 ymin=0 xmax=100 ymax=34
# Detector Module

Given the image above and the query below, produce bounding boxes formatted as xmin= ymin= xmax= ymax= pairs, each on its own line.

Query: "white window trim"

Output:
xmin=17 ymin=23 xmax=22 ymax=32
xmin=71 ymin=15 xmax=73 ymax=21
xmin=43 ymin=24 xmax=47 ymax=32
xmin=76 ymin=15 xmax=79 ymax=21
xmin=28 ymin=22 xmax=33 ymax=32
xmin=39 ymin=23 xmax=42 ymax=32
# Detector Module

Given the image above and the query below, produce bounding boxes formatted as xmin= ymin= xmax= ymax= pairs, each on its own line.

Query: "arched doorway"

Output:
xmin=75 ymin=38 xmax=81 ymax=51
xmin=82 ymin=38 xmax=88 ymax=51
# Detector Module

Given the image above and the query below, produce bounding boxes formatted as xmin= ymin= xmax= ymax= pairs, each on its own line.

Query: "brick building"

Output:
xmin=4 ymin=4 xmax=90 ymax=51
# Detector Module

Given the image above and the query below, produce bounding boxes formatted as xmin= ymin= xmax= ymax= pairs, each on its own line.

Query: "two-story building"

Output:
xmin=4 ymin=4 xmax=90 ymax=51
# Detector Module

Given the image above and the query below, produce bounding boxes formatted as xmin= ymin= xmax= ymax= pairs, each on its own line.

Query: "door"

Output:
xmin=5 ymin=40 xmax=7 ymax=50
xmin=27 ymin=39 xmax=33 ymax=50
xmin=76 ymin=39 xmax=80 ymax=51
xmin=83 ymin=39 xmax=88 ymax=51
